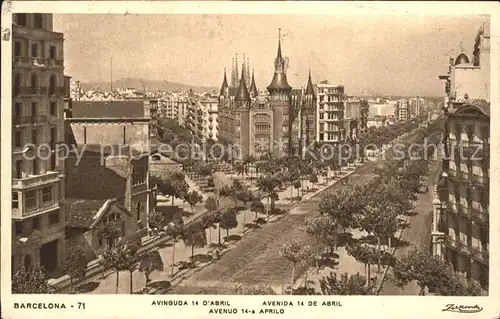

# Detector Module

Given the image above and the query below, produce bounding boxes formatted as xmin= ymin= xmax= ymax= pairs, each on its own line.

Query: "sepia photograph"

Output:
xmin=1 ymin=1 xmax=499 ymax=319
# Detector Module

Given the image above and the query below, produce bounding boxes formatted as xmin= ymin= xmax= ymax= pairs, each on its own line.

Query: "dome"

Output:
xmin=454 ymin=53 xmax=470 ymax=66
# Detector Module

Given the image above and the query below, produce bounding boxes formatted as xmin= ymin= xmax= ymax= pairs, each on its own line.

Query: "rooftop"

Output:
xmin=71 ymin=100 xmax=146 ymax=118
xmin=65 ymin=198 xmax=108 ymax=229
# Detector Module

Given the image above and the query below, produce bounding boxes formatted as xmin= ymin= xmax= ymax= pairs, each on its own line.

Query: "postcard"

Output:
xmin=1 ymin=1 xmax=499 ymax=319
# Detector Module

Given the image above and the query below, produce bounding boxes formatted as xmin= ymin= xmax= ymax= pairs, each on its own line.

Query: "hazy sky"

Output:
xmin=53 ymin=14 xmax=488 ymax=96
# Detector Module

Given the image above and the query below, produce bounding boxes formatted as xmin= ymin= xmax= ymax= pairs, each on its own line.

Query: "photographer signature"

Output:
xmin=442 ymin=304 xmax=483 ymax=313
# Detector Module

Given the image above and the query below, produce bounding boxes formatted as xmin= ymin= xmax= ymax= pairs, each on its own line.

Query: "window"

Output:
xmin=50 ymin=46 xmax=56 ymax=59
xmin=14 ymin=131 xmax=22 ymax=147
xmin=50 ymin=102 xmax=57 ymax=116
xmin=49 ymin=211 xmax=59 ymax=225
xmin=32 ymin=158 xmax=39 ymax=175
xmin=136 ymin=202 xmax=143 ymax=221
xmin=33 ymin=216 xmax=40 ymax=230
xmin=15 ymin=161 xmax=22 ymax=179
xmin=50 ymin=128 xmax=57 ymax=145
xmin=34 ymin=14 xmax=44 ymax=29
xmin=42 ymin=187 xmax=52 ymax=203
xmin=14 ymin=42 xmax=22 ymax=57
xmin=12 ymin=192 xmax=19 ymax=208
xmin=49 ymin=75 xmax=56 ymax=95
xmin=319 ymin=113 xmax=324 ymax=120
xmin=30 ymin=73 xmax=37 ymax=89
xmin=31 ymin=129 xmax=38 ymax=144
xmin=16 ymin=14 xmax=27 ymax=26
xmin=15 ymin=222 xmax=23 ymax=236
xmin=31 ymin=102 xmax=37 ymax=117
xmin=31 ymin=43 xmax=39 ymax=58
xmin=14 ymin=102 xmax=22 ymax=119
xmin=25 ymin=190 xmax=36 ymax=208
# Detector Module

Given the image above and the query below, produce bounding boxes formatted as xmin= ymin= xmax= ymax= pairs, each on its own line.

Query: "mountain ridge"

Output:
xmin=79 ymin=78 xmax=219 ymax=93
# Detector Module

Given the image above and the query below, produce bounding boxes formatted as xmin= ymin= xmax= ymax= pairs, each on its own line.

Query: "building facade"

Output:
xmin=316 ymin=82 xmax=346 ymax=143
xmin=11 ymin=13 xmax=66 ymax=274
xmin=434 ymin=21 xmax=490 ymax=295
xmin=409 ymin=97 xmax=425 ymax=118
xmin=395 ymin=98 xmax=409 ymax=121
xmin=217 ymin=32 xmax=315 ymax=160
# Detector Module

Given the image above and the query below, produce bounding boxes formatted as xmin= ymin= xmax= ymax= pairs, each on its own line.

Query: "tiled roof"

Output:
xmin=71 ymin=100 xmax=145 ymax=118
xmin=65 ymin=198 xmax=108 ymax=229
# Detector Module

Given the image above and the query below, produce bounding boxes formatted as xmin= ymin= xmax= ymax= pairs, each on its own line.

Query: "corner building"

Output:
xmin=434 ymin=21 xmax=490 ymax=295
xmin=217 ymin=31 xmax=315 ymax=159
xmin=11 ymin=13 xmax=66 ymax=274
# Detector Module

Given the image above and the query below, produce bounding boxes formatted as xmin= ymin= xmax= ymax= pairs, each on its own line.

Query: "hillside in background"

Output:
xmin=79 ymin=78 xmax=219 ymax=93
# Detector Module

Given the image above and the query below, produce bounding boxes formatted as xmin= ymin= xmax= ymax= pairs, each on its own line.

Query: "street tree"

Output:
xmin=61 ymin=242 xmax=88 ymax=293
xmin=219 ymin=208 xmax=238 ymax=241
xmin=309 ymin=172 xmax=319 ymax=190
xmin=165 ymin=219 xmax=185 ymax=277
xmin=318 ymin=185 xmax=359 ymax=236
xmin=234 ymin=162 xmax=245 ymax=180
xmin=138 ymin=250 xmax=164 ymax=289
xmin=346 ymin=243 xmax=379 ymax=286
xmin=153 ymin=172 xmax=189 ymax=206
xmin=392 ymin=247 xmax=455 ymax=296
xmin=148 ymin=209 xmax=166 ymax=236
xmin=204 ymin=196 xmax=218 ymax=244
xmin=303 ymin=212 xmax=337 ymax=267
xmin=184 ymin=190 xmax=203 ymax=214
xmin=182 ymin=222 xmax=208 ymax=260
xmin=12 ymin=266 xmax=54 ymax=294
xmin=319 ymin=272 xmax=375 ymax=295
xmin=279 ymin=239 xmax=314 ymax=293
xmin=250 ymin=199 xmax=265 ymax=222
xmin=257 ymin=175 xmax=281 ymax=217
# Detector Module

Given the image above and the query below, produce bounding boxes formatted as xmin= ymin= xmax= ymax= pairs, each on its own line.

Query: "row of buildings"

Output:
xmin=11 ymin=14 xmax=154 ymax=276
xmin=432 ymin=21 xmax=490 ymax=295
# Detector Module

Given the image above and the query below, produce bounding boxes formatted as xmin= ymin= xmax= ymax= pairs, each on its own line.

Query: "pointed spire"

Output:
xmin=220 ymin=67 xmax=229 ymax=96
xmin=277 ymin=28 xmax=283 ymax=60
xmin=235 ymin=54 xmax=239 ymax=86
xmin=231 ymin=58 xmax=235 ymax=87
xmin=304 ymin=69 xmax=315 ymax=97
xmin=243 ymin=54 xmax=247 ymax=84
xmin=249 ymin=69 xmax=258 ymax=98
xmin=267 ymin=28 xmax=291 ymax=93
xmin=235 ymin=62 xmax=250 ymax=102
xmin=246 ymin=58 xmax=251 ymax=87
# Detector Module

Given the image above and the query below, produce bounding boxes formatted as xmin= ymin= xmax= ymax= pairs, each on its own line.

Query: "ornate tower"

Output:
xmin=301 ymin=69 xmax=316 ymax=153
xmin=235 ymin=63 xmax=251 ymax=160
xmin=219 ymin=67 xmax=229 ymax=101
xmin=230 ymin=58 xmax=236 ymax=87
xmin=267 ymin=29 xmax=292 ymax=156
xmin=249 ymin=69 xmax=259 ymax=98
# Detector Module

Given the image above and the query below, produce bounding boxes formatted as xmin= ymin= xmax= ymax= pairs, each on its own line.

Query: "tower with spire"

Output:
xmin=300 ymin=69 xmax=317 ymax=153
xmin=235 ymin=62 xmax=251 ymax=159
xmin=267 ymin=28 xmax=293 ymax=157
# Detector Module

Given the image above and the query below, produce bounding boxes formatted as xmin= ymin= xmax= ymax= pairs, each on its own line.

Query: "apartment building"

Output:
xmin=316 ymin=82 xmax=346 ymax=144
xmin=434 ymin=21 xmax=490 ymax=294
xmin=11 ymin=13 xmax=66 ymax=274
xmin=395 ymin=98 xmax=409 ymax=121
xmin=409 ymin=97 xmax=425 ymax=118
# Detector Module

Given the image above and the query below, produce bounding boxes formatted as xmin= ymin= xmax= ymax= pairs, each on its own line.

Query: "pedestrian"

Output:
xmin=215 ymin=248 xmax=220 ymax=260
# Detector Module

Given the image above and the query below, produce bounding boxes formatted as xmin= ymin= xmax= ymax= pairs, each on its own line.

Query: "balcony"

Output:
xmin=48 ymin=86 xmax=66 ymax=97
xmin=470 ymin=246 xmax=489 ymax=264
xmin=471 ymin=207 xmax=489 ymax=224
xmin=444 ymin=236 xmax=471 ymax=255
xmin=12 ymin=170 xmax=61 ymax=190
xmin=13 ymin=115 xmax=49 ymax=126
xmin=13 ymin=86 xmax=48 ymax=97
xmin=13 ymin=201 xmax=61 ymax=220
xmin=470 ymin=174 xmax=489 ymax=186
xmin=13 ymin=56 xmax=64 ymax=68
